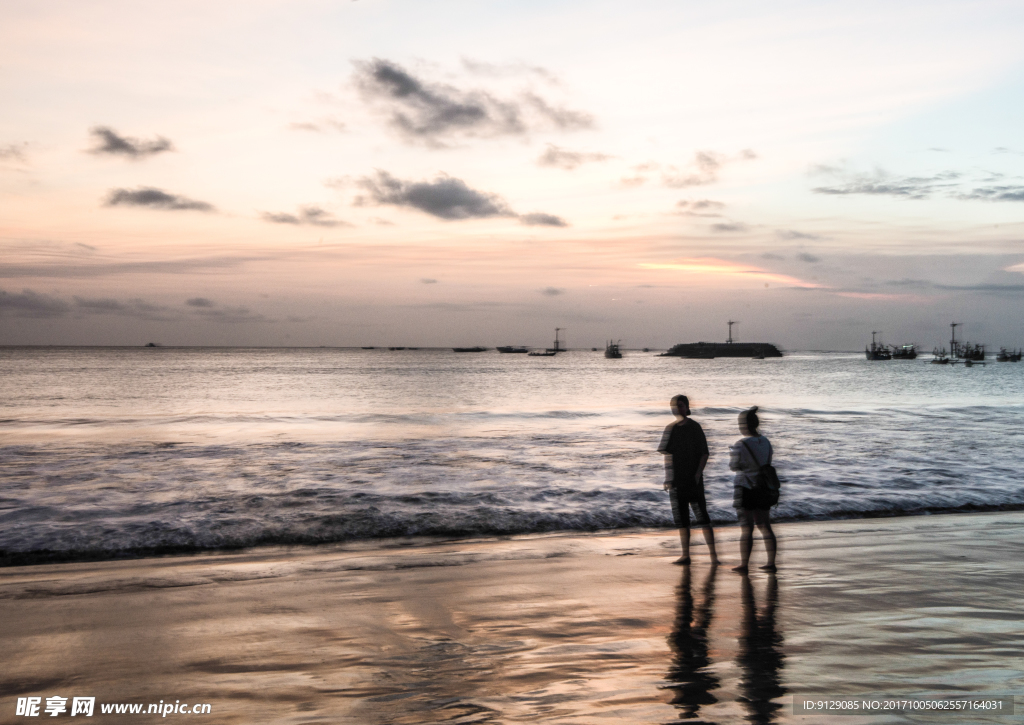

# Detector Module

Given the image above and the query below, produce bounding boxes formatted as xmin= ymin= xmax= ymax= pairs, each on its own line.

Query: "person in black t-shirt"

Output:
xmin=658 ymin=394 xmax=720 ymax=565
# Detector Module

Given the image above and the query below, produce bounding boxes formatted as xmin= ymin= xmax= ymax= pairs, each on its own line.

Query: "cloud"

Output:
xmin=520 ymin=212 xmax=568 ymax=227
xmin=957 ymin=185 xmax=1024 ymax=202
xmin=711 ymin=222 xmax=748 ymax=233
xmin=420 ymin=278 xmax=438 ymax=284
xmin=676 ymin=199 xmax=725 ymax=216
xmin=776 ymin=229 xmax=822 ymax=241
xmin=796 ymin=252 xmax=821 ymax=263
xmin=356 ymin=171 xmax=513 ymax=220
xmin=356 ymin=171 xmax=566 ymax=226
xmin=662 ymin=151 xmax=724 ymax=188
xmin=0 ymin=288 xmax=70 ymax=317
xmin=261 ymin=205 xmax=350 ymax=227
xmin=105 ymin=187 xmax=215 ymax=212
xmin=0 ymin=255 xmax=263 ymax=279
xmin=288 ymin=118 xmax=346 ymax=133
xmin=353 ymin=58 xmax=591 ymax=144
xmin=0 ymin=143 xmax=28 ymax=163
xmin=186 ymin=299 xmax=270 ymax=323
xmin=88 ymin=126 xmax=173 ymax=158
xmin=460 ymin=58 xmax=559 ymax=84
xmin=190 ymin=306 xmax=268 ymax=323
xmin=661 ymin=149 xmax=755 ymax=189
xmin=541 ymin=287 xmax=565 ymax=296
xmin=74 ymin=296 xmax=174 ymax=320
xmin=761 ymin=253 xmax=786 ymax=260
xmin=537 ymin=144 xmax=611 ymax=170
xmin=812 ymin=169 xmax=961 ymax=199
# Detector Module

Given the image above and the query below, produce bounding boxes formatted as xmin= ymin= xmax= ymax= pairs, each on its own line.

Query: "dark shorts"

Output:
xmin=669 ymin=485 xmax=710 ymax=527
xmin=735 ymin=485 xmax=773 ymax=511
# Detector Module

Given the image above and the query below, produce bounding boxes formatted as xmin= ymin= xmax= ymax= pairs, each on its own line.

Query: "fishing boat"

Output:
xmin=496 ymin=345 xmax=529 ymax=353
xmin=528 ymin=328 xmax=565 ymax=356
xmin=604 ymin=340 xmax=622 ymax=359
xmin=931 ymin=347 xmax=950 ymax=364
xmin=865 ymin=331 xmax=892 ymax=360
xmin=891 ymin=344 xmax=917 ymax=359
xmin=453 ymin=346 xmax=487 ymax=353
xmin=948 ymin=323 xmax=985 ymax=362
xmin=997 ymin=348 xmax=1023 ymax=362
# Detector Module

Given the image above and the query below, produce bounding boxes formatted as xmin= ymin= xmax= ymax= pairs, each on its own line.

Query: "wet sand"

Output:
xmin=1 ymin=512 xmax=1022 ymax=724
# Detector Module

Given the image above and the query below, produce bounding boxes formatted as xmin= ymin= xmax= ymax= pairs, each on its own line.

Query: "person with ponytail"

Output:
xmin=729 ymin=407 xmax=777 ymax=573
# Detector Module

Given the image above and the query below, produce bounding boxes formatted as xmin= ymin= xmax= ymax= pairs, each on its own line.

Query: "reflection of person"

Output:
xmin=658 ymin=395 xmax=720 ymax=565
xmin=737 ymin=573 xmax=786 ymax=724
xmin=665 ymin=566 xmax=720 ymax=719
xmin=729 ymin=407 xmax=777 ymax=573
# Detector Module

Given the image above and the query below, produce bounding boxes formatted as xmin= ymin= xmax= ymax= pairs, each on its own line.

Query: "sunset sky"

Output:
xmin=3 ymin=0 xmax=1024 ymax=349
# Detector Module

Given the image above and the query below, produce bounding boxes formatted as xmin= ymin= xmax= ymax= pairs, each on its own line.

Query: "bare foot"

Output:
xmin=673 ymin=557 xmax=691 ymax=565
xmin=731 ymin=565 xmax=748 ymax=573
xmin=710 ymin=558 xmax=722 ymax=566
xmin=759 ymin=564 xmax=777 ymax=572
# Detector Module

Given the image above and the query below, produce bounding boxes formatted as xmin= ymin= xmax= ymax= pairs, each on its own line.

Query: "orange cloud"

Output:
xmin=637 ymin=257 xmax=822 ymax=287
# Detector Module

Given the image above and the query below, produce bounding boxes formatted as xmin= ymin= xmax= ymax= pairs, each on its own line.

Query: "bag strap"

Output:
xmin=740 ymin=437 xmax=771 ymax=467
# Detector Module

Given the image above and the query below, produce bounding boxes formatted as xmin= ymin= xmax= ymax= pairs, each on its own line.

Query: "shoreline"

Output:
xmin=2 ymin=511 xmax=1022 ymax=723
xmin=5 ymin=502 xmax=1024 ymax=569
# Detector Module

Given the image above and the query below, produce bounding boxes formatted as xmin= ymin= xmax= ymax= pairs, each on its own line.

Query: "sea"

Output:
xmin=2 ymin=346 xmax=1023 ymax=564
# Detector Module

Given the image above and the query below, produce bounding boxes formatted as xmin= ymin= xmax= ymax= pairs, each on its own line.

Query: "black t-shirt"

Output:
xmin=658 ymin=418 xmax=709 ymax=490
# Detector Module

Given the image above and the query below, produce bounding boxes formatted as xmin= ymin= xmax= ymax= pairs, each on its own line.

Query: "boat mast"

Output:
xmin=554 ymin=327 xmax=564 ymax=352
xmin=727 ymin=320 xmax=738 ymax=344
xmin=950 ymin=322 xmax=960 ymax=358
xmin=871 ymin=330 xmax=879 ymax=351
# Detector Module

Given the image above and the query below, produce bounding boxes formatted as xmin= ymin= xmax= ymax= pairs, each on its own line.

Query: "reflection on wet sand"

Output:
xmin=737 ymin=573 xmax=786 ymax=724
xmin=665 ymin=566 xmax=720 ymax=722
xmin=663 ymin=568 xmax=787 ymax=724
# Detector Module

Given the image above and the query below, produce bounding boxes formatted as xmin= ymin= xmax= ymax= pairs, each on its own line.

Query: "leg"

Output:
xmin=753 ymin=510 xmax=777 ymax=570
xmin=669 ymin=487 xmax=690 ymax=564
xmin=690 ymin=496 xmax=720 ymax=564
xmin=677 ymin=523 xmax=690 ymax=565
xmin=733 ymin=509 xmax=754 ymax=572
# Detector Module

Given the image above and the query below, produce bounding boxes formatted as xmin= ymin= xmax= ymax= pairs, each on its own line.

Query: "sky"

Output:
xmin=3 ymin=0 xmax=1024 ymax=350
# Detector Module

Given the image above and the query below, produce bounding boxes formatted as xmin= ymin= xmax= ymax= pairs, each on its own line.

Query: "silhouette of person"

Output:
xmin=737 ymin=573 xmax=786 ymax=724
xmin=729 ymin=407 xmax=776 ymax=573
xmin=659 ymin=394 xmax=720 ymax=565
xmin=665 ymin=565 xmax=720 ymax=720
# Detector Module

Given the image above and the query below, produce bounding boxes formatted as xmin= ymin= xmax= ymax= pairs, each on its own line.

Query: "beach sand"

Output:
xmin=1 ymin=512 xmax=1022 ymax=724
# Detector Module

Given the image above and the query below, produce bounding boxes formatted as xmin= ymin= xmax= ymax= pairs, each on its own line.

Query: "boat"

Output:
xmin=931 ymin=347 xmax=950 ymax=364
xmin=997 ymin=348 xmax=1022 ymax=362
xmin=891 ymin=344 xmax=917 ymax=360
xmin=604 ymin=340 xmax=622 ymax=359
xmin=642 ymin=347 xmax=650 ymax=352
xmin=496 ymin=346 xmax=529 ymax=353
xmin=865 ymin=331 xmax=892 ymax=360
xmin=660 ymin=321 xmax=782 ymax=358
xmin=528 ymin=328 xmax=565 ymax=357
xmin=947 ymin=322 xmax=985 ymax=362
xmin=361 ymin=346 xmax=375 ymax=349
xmin=453 ymin=346 xmax=487 ymax=353
xmin=388 ymin=346 xmax=406 ymax=350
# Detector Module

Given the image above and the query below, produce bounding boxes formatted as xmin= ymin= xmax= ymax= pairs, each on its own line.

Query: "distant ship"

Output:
xmin=997 ymin=348 xmax=1022 ymax=362
xmin=661 ymin=321 xmax=782 ymax=359
xmin=891 ymin=344 xmax=917 ymax=359
xmin=865 ymin=331 xmax=892 ymax=360
xmin=453 ymin=346 xmax=487 ymax=353
xmin=604 ymin=340 xmax=622 ymax=359
xmin=528 ymin=328 xmax=565 ymax=356
xmin=497 ymin=345 xmax=529 ymax=353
